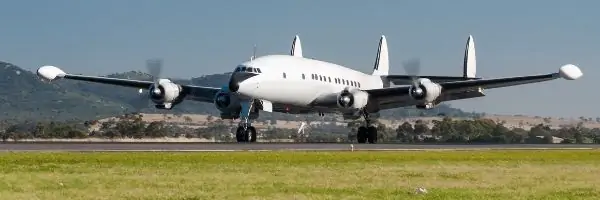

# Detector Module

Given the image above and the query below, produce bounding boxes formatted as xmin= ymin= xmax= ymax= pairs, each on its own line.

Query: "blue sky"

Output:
xmin=0 ymin=0 xmax=597 ymax=118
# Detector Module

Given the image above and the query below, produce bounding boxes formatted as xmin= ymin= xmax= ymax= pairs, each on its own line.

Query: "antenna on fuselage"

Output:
xmin=250 ymin=44 xmax=257 ymax=61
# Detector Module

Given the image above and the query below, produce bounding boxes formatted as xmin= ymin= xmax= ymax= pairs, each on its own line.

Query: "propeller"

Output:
xmin=402 ymin=58 xmax=421 ymax=87
xmin=129 ymin=59 xmax=165 ymax=113
xmin=403 ymin=58 xmax=425 ymax=97
xmin=146 ymin=59 xmax=163 ymax=97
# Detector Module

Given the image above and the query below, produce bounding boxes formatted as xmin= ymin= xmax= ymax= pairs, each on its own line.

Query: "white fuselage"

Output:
xmin=233 ymin=55 xmax=384 ymax=107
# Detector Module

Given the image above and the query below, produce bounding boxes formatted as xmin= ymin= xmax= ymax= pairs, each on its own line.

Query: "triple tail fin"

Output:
xmin=463 ymin=35 xmax=476 ymax=78
xmin=371 ymin=35 xmax=389 ymax=76
xmin=290 ymin=35 xmax=303 ymax=57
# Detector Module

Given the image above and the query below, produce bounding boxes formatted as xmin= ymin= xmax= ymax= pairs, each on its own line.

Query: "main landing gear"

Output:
xmin=235 ymin=100 xmax=257 ymax=143
xmin=356 ymin=112 xmax=377 ymax=144
xmin=236 ymin=123 xmax=256 ymax=142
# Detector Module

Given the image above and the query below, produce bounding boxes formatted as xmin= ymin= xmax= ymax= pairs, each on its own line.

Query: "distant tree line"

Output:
xmin=1 ymin=113 xmax=599 ymax=144
xmin=361 ymin=117 xmax=600 ymax=144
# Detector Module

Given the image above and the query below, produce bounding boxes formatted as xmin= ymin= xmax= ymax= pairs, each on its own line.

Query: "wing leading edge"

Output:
xmin=366 ymin=64 xmax=583 ymax=109
xmin=36 ymin=65 xmax=221 ymax=103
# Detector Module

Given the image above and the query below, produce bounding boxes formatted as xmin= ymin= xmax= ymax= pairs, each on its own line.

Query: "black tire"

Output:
xmin=249 ymin=126 xmax=257 ymax=142
xmin=357 ymin=126 xmax=367 ymax=143
xmin=243 ymin=128 xmax=250 ymax=142
xmin=367 ymin=126 xmax=377 ymax=144
xmin=236 ymin=127 xmax=246 ymax=142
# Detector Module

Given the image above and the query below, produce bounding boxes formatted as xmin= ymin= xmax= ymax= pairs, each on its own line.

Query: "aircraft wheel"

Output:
xmin=236 ymin=126 xmax=249 ymax=142
xmin=357 ymin=126 xmax=367 ymax=143
xmin=367 ymin=126 xmax=378 ymax=144
xmin=249 ymin=126 xmax=257 ymax=142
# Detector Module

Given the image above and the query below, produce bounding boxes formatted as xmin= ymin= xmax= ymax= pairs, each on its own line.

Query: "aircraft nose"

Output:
xmin=228 ymin=72 xmax=258 ymax=93
xmin=228 ymin=76 xmax=239 ymax=92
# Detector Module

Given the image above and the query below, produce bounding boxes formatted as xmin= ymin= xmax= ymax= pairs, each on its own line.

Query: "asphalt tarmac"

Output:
xmin=1 ymin=142 xmax=599 ymax=152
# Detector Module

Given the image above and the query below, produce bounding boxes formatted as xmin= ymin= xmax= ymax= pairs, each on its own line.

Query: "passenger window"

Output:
xmin=283 ymin=73 xmax=287 ymax=78
xmin=319 ymin=75 xmax=322 ymax=81
xmin=241 ymin=67 xmax=246 ymax=72
xmin=302 ymin=74 xmax=305 ymax=79
xmin=328 ymin=77 xmax=331 ymax=82
xmin=247 ymin=67 xmax=253 ymax=72
xmin=256 ymin=68 xmax=262 ymax=73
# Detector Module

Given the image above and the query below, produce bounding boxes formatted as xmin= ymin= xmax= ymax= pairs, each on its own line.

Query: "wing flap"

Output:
xmin=383 ymin=75 xmax=480 ymax=85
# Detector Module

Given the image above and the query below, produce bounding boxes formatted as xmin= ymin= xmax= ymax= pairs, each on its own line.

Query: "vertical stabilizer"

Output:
xmin=372 ymin=35 xmax=389 ymax=76
xmin=463 ymin=35 xmax=476 ymax=78
xmin=290 ymin=35 xmax=303 ymax=57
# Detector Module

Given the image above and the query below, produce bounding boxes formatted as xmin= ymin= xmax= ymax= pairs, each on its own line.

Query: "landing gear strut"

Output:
xmin=356 ymin=112 xmax=377 ymax=144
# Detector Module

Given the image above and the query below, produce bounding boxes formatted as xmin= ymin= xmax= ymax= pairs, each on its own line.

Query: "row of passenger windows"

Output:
xmin=282 ymin=72 xmax=361 ymax=88
xmin=235 ymin=66 xmax=262 ymax=73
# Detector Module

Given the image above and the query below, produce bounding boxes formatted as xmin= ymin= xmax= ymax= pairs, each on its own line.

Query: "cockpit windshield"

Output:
xmin=234 ymin=65 xmax=262 ymax=74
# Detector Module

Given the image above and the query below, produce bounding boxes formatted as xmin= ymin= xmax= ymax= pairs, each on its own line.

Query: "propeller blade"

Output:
xmin=402 ymin=58 xmax=421 ymax=87
xmin=146 ymin=59 xmax=163 ymax=83
xmin=402 ymin=58 xmax=421 ymax=76
xmin=130 ymin=91 xmax=149 ymax=113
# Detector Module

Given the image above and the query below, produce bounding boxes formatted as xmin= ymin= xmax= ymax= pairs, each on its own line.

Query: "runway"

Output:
xmin=1 ymin=142 xmax=600 ymax=152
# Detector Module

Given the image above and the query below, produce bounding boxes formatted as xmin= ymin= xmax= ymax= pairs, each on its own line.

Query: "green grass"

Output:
xmin=1 ymin=150 xmax=600 ymax=200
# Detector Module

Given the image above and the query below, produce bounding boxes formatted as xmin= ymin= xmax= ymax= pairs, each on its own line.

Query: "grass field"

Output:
xmin=1 ymin=150 xmax=600 ymax=200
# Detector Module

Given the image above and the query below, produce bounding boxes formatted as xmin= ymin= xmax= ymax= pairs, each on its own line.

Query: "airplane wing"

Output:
xmin=382 ymin=75 xmax=480 ymax=85
xmin=366 ymin=64 xmax=583 ymax=109
xmin=37 ymin=65 xmax=221 ymax=103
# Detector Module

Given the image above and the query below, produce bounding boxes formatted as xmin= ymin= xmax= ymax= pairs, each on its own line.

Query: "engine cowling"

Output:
xmin=408 ymin=78 xmax=442 ymax=102
xmin=408 ymin=78 xmax=442 ymax=106
xmin=148 ymin=79 xmax=184 ymax=109
xmin=213 ymin=86 xmax=241 ymax=118
xmin=337 ymin=88 xmax=369 ymax=109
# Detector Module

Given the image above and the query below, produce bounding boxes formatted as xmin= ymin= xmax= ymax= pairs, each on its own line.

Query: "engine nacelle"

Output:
xmin=213 ymin=86 xmax=241 ymax=117
xmin=337 ymin=88 xmax=369 ymax=110
xmin=408 ymin=78 xmax=442 ymax=103
xmin=148 ymin=79 xmax=184 ymax=109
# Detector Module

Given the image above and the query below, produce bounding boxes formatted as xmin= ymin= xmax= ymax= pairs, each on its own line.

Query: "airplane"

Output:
xmin=36 ymin=35 xmax=583 ymax=144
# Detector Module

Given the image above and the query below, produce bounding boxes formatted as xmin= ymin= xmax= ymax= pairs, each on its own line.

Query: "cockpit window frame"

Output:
xmin=234 ymin=65 xmax=262 ymax=74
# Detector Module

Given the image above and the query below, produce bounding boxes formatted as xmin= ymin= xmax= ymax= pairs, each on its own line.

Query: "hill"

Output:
xmin=0 ymin=62 xmax=127 ymax=121
xmin=3 ymin=61 xmax=479 ymax=122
